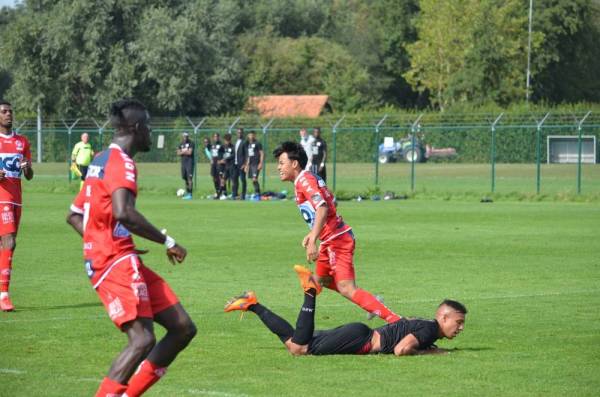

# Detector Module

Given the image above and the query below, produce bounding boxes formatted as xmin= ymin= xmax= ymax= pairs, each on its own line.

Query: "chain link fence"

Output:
xmin=15 ymin=112 xmax=600 ymax=196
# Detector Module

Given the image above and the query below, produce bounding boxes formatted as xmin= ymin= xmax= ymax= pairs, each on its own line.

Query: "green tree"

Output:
xmin=240 ymin=34 xmax=375 ymax=112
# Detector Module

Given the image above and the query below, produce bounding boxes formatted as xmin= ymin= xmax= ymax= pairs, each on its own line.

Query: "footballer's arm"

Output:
xmin=66 ymin=211 xmax=84 ymax=237
xmin=302 ymin=204 xmax=327 ymax=262
xmin=393 ymin=333 xmax=421 ymax=356
xmin=112 ymin=188 xmax=187 ymax=263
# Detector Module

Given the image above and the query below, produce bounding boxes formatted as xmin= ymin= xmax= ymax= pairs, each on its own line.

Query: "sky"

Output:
xmin=0 ymin=0 xmax=18 ymax=8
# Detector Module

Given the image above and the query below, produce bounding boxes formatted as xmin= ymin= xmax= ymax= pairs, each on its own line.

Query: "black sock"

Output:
xmin=291 ymin=290 xmax=316 ymax=345
xmin=250 ymin=303 xmax=294 ymax=343
xmin=253 ymin=181 xmax=260 ymax=194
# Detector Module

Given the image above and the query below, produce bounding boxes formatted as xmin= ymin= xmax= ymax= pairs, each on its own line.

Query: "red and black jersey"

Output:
xmin=294 ymin=170 xmax=351 ymax=243
xmin=71 ymin=144 xmax=138 ymax=287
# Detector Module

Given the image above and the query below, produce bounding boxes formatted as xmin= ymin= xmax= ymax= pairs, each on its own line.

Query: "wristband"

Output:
xmin=164 ymin=235 xmax=176 ymax=249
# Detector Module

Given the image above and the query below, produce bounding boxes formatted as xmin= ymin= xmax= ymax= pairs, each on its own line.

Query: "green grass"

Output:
xmin=1 ymin=165 xmax=599 ymax=396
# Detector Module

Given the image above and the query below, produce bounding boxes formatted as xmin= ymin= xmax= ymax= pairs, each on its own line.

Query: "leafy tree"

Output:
xmin=239 ymin=34 xmax=375 ymax=111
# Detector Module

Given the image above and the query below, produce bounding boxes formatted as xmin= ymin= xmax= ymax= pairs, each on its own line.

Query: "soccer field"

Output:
xmin=1 ymin=165 xmax=600 ymax=396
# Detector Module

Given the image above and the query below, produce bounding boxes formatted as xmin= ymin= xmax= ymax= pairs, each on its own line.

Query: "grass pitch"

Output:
xmin=1 ymin=164 xmax=599 ymax=396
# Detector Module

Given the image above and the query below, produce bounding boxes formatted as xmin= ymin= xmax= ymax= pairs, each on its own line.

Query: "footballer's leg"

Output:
xmin=0 ymin=206 xmax=18 ymax=311
xmin=331 ymin=233 xmax=401 ymax=323
xmin=96 ymin=318 xmax=156 ymax=396
xmin=125 ymin=265 xmax=196 ymax=397
xmin=225 ymin=291 xmax=296 ymax=347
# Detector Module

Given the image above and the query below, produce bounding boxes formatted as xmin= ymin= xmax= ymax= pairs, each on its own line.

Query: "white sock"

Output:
xmin=0 ymin=292 xmax=8 ymax=299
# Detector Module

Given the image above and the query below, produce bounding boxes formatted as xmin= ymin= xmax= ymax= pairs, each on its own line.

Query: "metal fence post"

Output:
xmin=36 ymin=104 xmax=42 ymax=163
xmin=576 ymin=111 xmax=592 ymax=194
xmin=410 ymin=114 xmax=424 ymax=192
xmin=535 ymin=112 xmax=550 ymax=194
xmin=261 ymin=119 xmax=274 ymax=190
xmin=187 ymin=117 xmax=206 ymax=193
xmin=63 ymin=119 xmax=80 ymax=182
xmin=490 ymin=113 xmax=504 ymax=193
xmin=92 ymin=118 xmax=109 ymax=152
xmin=374 ymin=115 xmax=388 ymax=186
xmin=228 ymin=116 xmax=241 ymax=134
xmin=331 ymin=116 xmax=345 ymax=192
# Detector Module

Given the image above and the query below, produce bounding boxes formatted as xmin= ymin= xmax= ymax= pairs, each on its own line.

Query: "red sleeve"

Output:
xmin=70 ymin=186 xmax=85 ymax=214
xmin=104 ymin=151 xmax=137 ymax=196
xmin=301 ymin=174 xmax=326 ymax=209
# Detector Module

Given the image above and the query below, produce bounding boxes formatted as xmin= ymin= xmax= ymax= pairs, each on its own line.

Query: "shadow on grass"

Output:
xmin=16 ymin=302 xmax=102 ymax=312
xmin=450 ymin=347 xmax=493 ymax=352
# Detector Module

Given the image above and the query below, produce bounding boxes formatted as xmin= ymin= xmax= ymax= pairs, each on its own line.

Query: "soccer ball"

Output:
xmin=176 ymin=189 xmax=186 ymax=197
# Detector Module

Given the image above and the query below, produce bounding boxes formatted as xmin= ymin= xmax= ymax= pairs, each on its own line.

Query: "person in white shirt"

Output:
xmin=299 ymin=128 xmax=315 ymax=171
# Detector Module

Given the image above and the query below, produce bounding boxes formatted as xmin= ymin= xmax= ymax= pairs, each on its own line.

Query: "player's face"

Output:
xmin=135 ymin=111 xmax=152 ymax=152
xmin=277 ymin=152 xmax=298 ymax=182
xmin=439 ymin=311 xmax=466 ymax=339
xmin=248 ymin=133 xmax=255 ymax=142
xmin=81 ymin=133 xmax=89 ymax=143
xmin=0 ymin=104 xmax=13 ymax=130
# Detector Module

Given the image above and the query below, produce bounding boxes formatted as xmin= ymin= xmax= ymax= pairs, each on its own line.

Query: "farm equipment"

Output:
xmin=378 ymin=135 xmax=457 ymax=163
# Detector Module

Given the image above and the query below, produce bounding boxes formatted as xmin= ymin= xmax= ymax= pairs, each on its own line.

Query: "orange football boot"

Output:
xmin=293 ymin=265 xmax=322 ymax=296
xmin=224 ymin=291 xmax=258 ymax=313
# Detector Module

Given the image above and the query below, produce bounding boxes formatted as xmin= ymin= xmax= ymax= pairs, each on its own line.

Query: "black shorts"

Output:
xmin=308 ymin=322 xmax=373 ymax=355
xmin=224 ymin=164 xmax=234 ymax=180
xmin=211 ymin=163 xmax=225 ymax=178
xmin=248 ymin=164 xmax=260 ymax=179
xmin=181 ymin=162 xmax=193 ymax=180
xmin=79 ymin=165 xmax=89 ymax=181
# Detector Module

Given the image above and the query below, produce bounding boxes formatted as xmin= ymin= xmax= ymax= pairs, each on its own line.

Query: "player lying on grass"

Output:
xmin=225 ymin=265 xmax=466 ymax=356
xmin=273 ymin=141 xmax=401 ymax=323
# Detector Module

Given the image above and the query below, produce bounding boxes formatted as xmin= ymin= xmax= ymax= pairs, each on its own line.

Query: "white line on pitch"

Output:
xmin=0 ymin=368 xmax=25 ymax=375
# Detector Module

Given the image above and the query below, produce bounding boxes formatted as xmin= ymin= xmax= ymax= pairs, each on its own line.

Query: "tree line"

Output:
xmin=0 ymin=0 xmax=598 ymax=117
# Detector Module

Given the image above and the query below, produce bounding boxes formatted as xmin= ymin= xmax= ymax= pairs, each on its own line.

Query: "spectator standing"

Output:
xmin=310 ymin=127 xmax=327 ymax=182
xmin=176 ymin=132 xmax=195 ymax=200
xmin=299 ymin=128 xmax=315 ymax=171
xmin=244 ymin=131 xmax=264 ymax=198
xmin=207 ymin=133 xmax=224 ymax=199
xmin=232 ymin=128 xmax=248 ymax=200
xmin=221 ymin=133 xmax=234 ymax=199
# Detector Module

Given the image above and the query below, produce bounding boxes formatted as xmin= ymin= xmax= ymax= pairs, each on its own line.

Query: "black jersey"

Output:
xmin=246 ymin=141 xmax=263 ymax=166
xmin=375 ymin=318 xmax=439 ymax=353
xmin=223 ymin=143 xmax=234 ymax=167
xmin=208 ymin=141 xmax=224 ymax=164
xmin=178 ymin=140 xmax=195 ymax=165
xmin=311 ymin=137 xmax=327 ymax=165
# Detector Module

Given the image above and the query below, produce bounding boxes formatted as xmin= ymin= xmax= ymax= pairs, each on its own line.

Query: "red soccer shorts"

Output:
xmin=315 ymin=231 xmax=356 ymax=283
xmin=0 ymin=204 xmax=21 ymax=235
xmin=95 ymin=255 xmax=179 ymax=330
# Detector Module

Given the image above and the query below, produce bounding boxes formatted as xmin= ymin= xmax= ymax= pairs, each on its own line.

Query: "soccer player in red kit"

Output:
xmin=273 ymin=141 xmax=401 ymax=323
xmin=67 ymin=99 xmax=196 ymax=397
xmin=0 ymin=101 xmax=34 ymax=312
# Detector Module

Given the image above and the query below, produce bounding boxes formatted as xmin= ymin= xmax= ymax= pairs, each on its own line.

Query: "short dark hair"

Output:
xmin=0 ymin=100 xmax=12 ymax=107
xmin=440 ymin=299 xmax=468 ymax=314
xmin=273 ymin=141 xmax=308 ymax=169
xmin=110 ymin=98 xmax=146 ymax=131
xmin=237 ymin=127 xmax=244 ymax=133
xmin=224 ymin=132 xmax=232 ymax=141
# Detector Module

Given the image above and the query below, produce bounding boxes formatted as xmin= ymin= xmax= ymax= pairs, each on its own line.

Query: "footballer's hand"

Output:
xmin=302 ymin=234 xmax=318 ymax=262
xmin=0 ymin=169 xmax=5 ymax=180
xmin=166 ymin=244 xmax=187 ymax=265
xmin=20 ymin=160 xmax=31 ymax=171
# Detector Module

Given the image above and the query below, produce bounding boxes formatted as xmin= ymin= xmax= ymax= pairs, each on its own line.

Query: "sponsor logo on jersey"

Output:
xmin=108 ymin=297 xmax=125 ymax=320
xmin=131 ymin=282 xmax=149 ymax=301
xmin=113 ymin=222 xmax=131 ymax=238
xmin=15 ymin=140 xmax=23 ymax=151
xmin=298 ymin=201 xmax=316 ymax=229
xmin=86 ymin=164 xmax=103 ymax=178
xmin=310 ymin=193 xmax=323 ymax=203
xmin=0 ymin=153 xmax=23 ymax=177
xmin=1 ymin=209 xmax=13 ymax=224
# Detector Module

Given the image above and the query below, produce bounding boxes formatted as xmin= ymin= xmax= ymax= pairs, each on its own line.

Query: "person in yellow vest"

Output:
xmin=71 ymin=132 xmax=94 ymax=189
